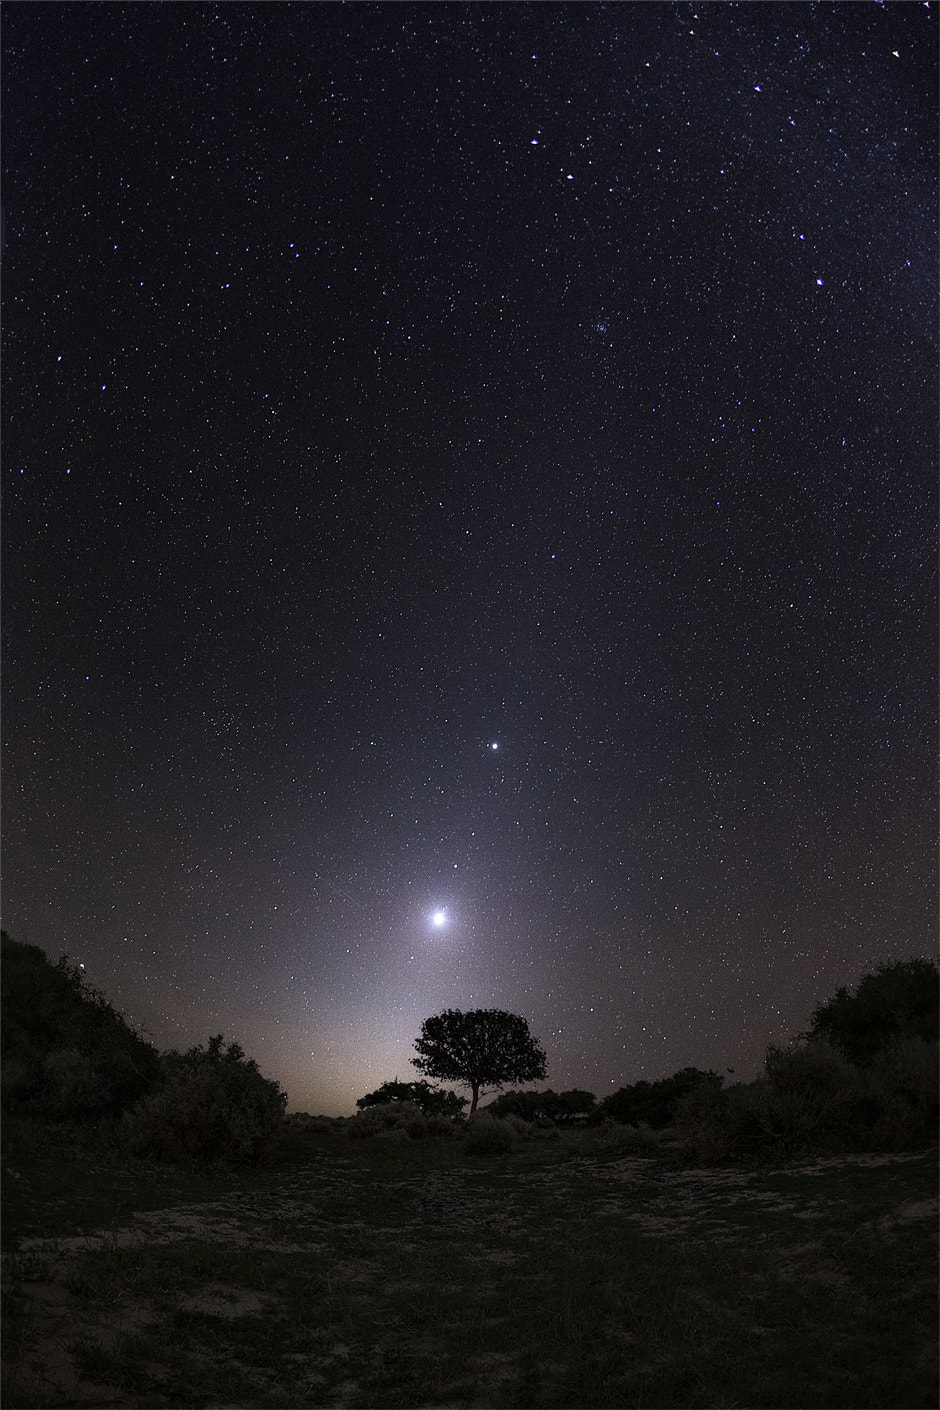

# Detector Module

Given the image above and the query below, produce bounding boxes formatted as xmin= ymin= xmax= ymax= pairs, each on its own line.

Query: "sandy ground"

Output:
xmin=2 ymin=1148 xmax=936 ymax=1408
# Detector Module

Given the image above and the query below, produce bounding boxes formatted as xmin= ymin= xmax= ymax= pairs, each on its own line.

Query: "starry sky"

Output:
xmin=2 ymin=2 xmax=936 ymax=1117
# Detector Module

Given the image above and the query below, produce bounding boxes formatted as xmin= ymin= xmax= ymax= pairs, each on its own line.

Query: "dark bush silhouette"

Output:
xmin=123 ymin=1034 xmax=287 ymax=1164
xmin=412 ymin=1008 xmax=547 ymax=1113
xmin=356 ymin=1079 xmax=467 ymax=1118
xmin=486 ymin=1088 xmax=596 ymax=1122
xmin=806 ymin=959 xmax=939 ymax=1065
xmin=672 ymin=1033 xmax=938 ymax=1161
xmin=463 ymin=1111 xmax=517 ymax=1154
xmin=1 ymin=931 xmax=161 ymax=1118
xmin=346 ymin=1100 xmax=429 ymax=1140
xmin=599 ymin=1068 xmax=722 ymax=1129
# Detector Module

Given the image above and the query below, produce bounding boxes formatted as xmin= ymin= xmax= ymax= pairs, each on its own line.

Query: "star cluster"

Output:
xmin=2 ymin=3 xmax=935 ymax=1114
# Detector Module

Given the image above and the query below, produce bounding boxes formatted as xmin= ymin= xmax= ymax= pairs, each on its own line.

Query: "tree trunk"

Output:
xmin=470 ymin=1083 xmax=479 ymax=1113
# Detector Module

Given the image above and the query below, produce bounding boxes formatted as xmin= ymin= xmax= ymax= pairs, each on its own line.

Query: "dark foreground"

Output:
xmin=2 ymin=1120 xmax=937 ymax=1409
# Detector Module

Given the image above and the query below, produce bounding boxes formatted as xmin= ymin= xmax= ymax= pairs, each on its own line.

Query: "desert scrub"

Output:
xmin=463 ymin=1113 xmax=516 ymax=1154
xmin=425 ymin=1112 xmax=463 ymax=1138
xmin=123 ymin=1034 xmax=286 ymax=1164
xmin=596 ymin=1121 xmax=666 ymax=1154
xmin=345 ymin=1100 xmax=429 ymax=1139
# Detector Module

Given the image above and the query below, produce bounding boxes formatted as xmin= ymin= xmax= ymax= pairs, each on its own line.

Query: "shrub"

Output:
xmin=807 ymin=959 xmax=939 ymax=1065
xmin=874 ymin=1037 xmax=938 ymax=1119
xmin=426 ymin=1113 xmax=463 ymax=1139
xmin=673 ymin=1034 xmax=938 ymax=1160
xmin=0 ymin=1060 xmax=33 ymax=1109
xmin=485 ymin=1088 xmax=596 ymax=1123
xmin=345 ymin=1100 xmax=428 ymax=1140
xmin=123 ymin=1035 xmax=286 ymax=1164
xmin=462 ymin=1113 xmax=516 ymax=1155
xmin=862 ymin=1037 xmax=939 ymax=1148
xmin=1 ymin=933 xmax=162 ymax=1119
xmin=599 ymin=1069 xmax=722 ymax=1129
xmin=287 ymin=1112 xmax=345 ymax=1135
xmin=629 ymin=1121 xmax=664 ymax=1150
xmin=592 ymin=1121 xmax=664 ymax=1155
xmin=759 ymin=1039 xmax=863 ymax=1150
xmin=356 ymin=1080 xmax=467 ymax=1118
xmin=40 ymin=1049 xmax=112 ymax=1120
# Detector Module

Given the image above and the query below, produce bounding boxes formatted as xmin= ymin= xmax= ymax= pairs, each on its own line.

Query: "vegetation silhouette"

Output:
xmin=2 ymin=929 xmax=936 ymax=1166
xmin=805 ymin=957 xmax=939 ymax=1065
xmin=1 ymin=931 xmax=160 ymax=1117
xmin=486 ymin=1087 xmax=597 ymax=1122
xmin=412 ymin=1008 xmax=547 ymax=1113
xmin=356 ymin=1078 xmax=467 ymax=1117
xmin=124 ymin=1034 xmax=287 ymax=1164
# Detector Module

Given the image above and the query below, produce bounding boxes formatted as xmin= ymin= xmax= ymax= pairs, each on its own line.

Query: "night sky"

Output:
xmin=2 ymin=2 xmax=936 ymax=1118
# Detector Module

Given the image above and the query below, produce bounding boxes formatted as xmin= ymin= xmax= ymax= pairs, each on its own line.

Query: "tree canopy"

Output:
xmin=806 ymin=958 xmax=939 ymax=1065
xmin=412 ymin=1008 xmax=547 ymax=1113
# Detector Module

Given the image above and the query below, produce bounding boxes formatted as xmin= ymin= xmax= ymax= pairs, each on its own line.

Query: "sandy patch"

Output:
xmin=877 ymin=1197 xmax=939 ymax=1231
xmin=176 ymin=1282 xmax=272 ymax=1318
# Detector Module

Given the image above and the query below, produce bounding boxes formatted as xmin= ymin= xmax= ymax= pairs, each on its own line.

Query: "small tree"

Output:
xmin=412 ymin=1008 xmax=547 ymax=1113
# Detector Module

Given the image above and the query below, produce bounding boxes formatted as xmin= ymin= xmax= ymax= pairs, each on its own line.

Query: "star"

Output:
xmin=432 ymin=910 xmax=447 ymax=927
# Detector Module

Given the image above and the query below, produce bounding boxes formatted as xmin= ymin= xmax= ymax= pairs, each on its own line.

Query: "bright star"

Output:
xmin=432 ymin=910 xmax=447 ymax=927
xmin=490 ymin=741 xmax=499 ymax=750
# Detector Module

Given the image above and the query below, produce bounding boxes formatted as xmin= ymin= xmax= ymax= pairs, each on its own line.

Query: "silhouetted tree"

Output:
xmin=412 ymin=1008 xmax=547 ymax=1113
xmin=806 ymin=959 xmax=939 ymax=1065
xmin=356 ymin=1079 xmax=466 ymax=1118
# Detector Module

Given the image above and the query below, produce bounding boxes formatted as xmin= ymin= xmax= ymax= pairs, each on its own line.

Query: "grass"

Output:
xmin=1 ymin=1116 xmax=937 ymax=1408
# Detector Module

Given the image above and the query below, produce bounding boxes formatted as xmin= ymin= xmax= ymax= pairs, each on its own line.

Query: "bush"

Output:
xmin=1 ymin=1060 xmax=33 ymax=1109
xmin=759 ymin=1039 xmax=863 ymax=1149
xmin=672 ymin=1034 xmax=939 ymax=1161
xmin=1 ymin=933 xmax=161 ymax=1119
xmin=123 ymin=1035 xmax=286 ymax=1164
xmin=873 ymin=1036 xmax=938 ymax=1119
xmin=862 ymin=1037 xmax=939 ymax=1148
xmin=345 ymin=1100 xmax=428 ymax=1140
xmin=531 ymin=1121 xmax=561 ymax=1139
xmin=592 ymin=1121 xmax=664 ymax=1155
xmin=356 ymin=1080 xmax=467 ymax=1118
xmin=672 ymin=1077 xmax=746 ymax=1162
xmin=807 ymin=959 xmax=939 ymax=1065
xmin=600 ymin=1069 xmax=722 ymax=1129
xmin=462 ymin=1113 xmax=516 ymax=1155
xmin=426 ymin=1113 xmax=463 ymax=1139
xmin=39 ymin=1049 xmax=112 ymax=1120
xmin=486 ymin=1088 xmax=596 ymax=1123
xmin=286 ymin=1112 xmax=345 ymax=1135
